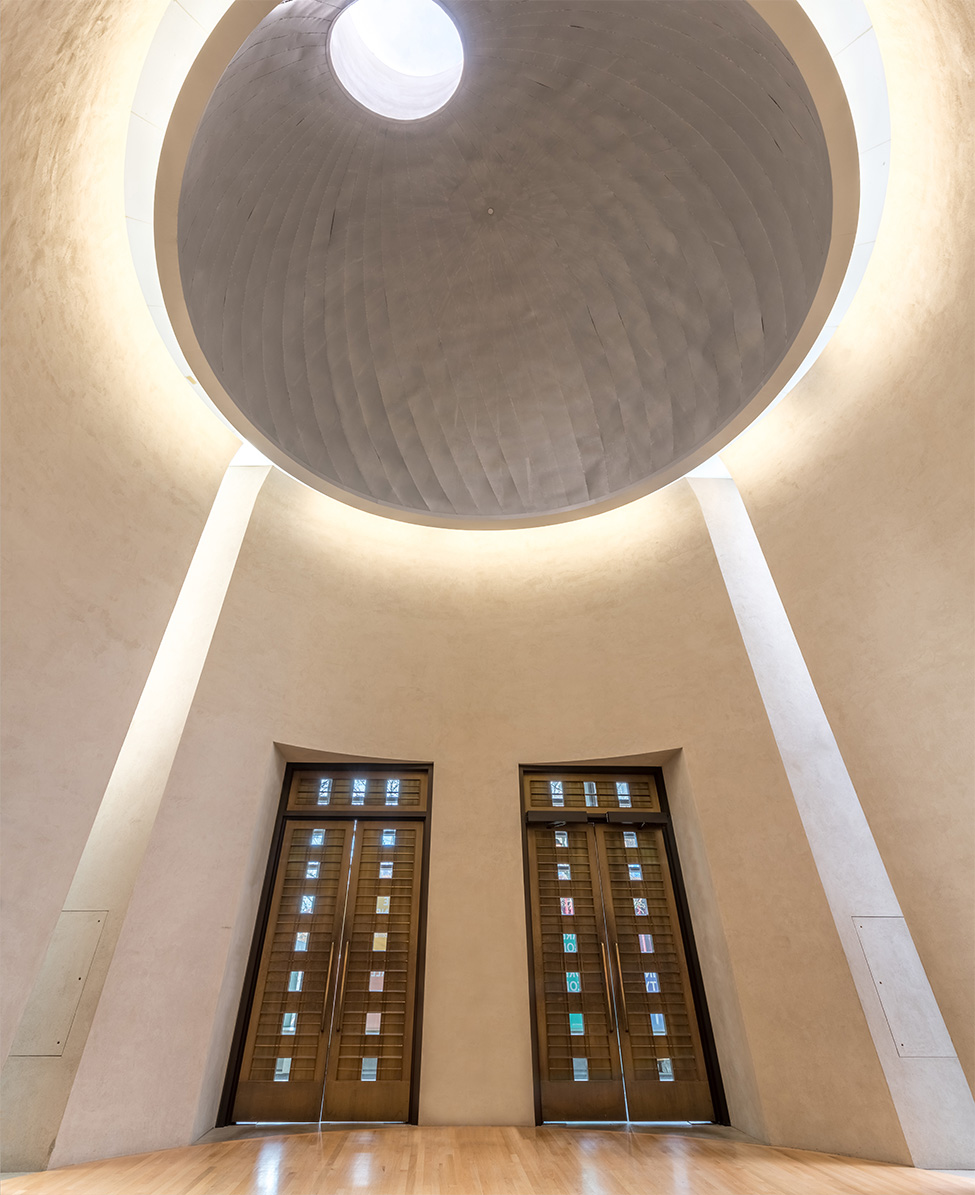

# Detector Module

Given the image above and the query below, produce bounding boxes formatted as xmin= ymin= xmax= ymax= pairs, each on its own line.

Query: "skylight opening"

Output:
xmin=329 ymin=0 xmax=463 ymax=121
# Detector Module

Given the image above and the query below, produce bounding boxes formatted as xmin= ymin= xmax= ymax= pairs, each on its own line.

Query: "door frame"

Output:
xmin=218 ymin=761 xmax=434 ymax=1126
xmin=519 ymin=764 xmax=728 ymax=1125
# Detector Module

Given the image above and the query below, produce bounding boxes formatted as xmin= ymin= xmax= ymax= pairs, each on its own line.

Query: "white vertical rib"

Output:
xmin=690 ymin=475 xmax=975 ymax=1170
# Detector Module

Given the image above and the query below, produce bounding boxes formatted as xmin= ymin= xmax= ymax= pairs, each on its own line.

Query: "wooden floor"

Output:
xmin=1 ymin=1126 xmax=971 ymax=1195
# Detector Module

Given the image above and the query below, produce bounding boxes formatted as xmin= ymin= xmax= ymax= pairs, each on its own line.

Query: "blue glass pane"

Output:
xmin=569 ymin=1013 xmax=585 ymax=1036
xmin=644 ymin=971 xmax=660 ymax=993
xmin=563 ymin=933 xmax=578 ymax=953
xmin=623 ymin=831 xmax=638 ymax=848
xmin=566 ymin=971 xmax=581 ymax=993
xmin=628 ymin=864 xmax=643 ymax=880
xmin=651 ymin=1013 xmax=667 ymax=1036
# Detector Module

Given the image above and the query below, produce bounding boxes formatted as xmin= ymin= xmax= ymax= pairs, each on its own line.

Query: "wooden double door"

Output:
xmin=527 ymin=819 xmax=716 ymax=1122
xmin=232 ymin=817 xmax=423 ymax=1123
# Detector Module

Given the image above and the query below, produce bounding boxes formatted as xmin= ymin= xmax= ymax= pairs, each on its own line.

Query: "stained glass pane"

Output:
xmin=369 ymin=971 xmax=384 ymax=992
xmin=651 ymin=1013 xmax=667 ymax=1036
xmin=557 ymin=863 xmax=571 ymax=880
xmin=572 ymin=1058 xmax=589 ymax=1082
xmin=281 ymin=1012 xmax=297 ymax=1036
xmin=628 ymin=864 xmax=643 ymax=880
xmin=274 ymin=1057 xmax=291 ymax=1082
xmin=639 ymin=934 xmax=655 ymax=953
xmin=644 ymin=971 xmax=660 ymax=993
xmin=376 ymin=896 xmax=390 ymax=914
xmin=288 ymin=971 xmax=304 ymax=992
xmin=563 ymin=933 xmax=578 ymax=953
xmin=379 ymin=861 xmax=394 ymax=879
xmin=365 ymin=1012 xmax=381 ymax=1035
xmin=633 ymin=898 xmax=649 ymax=916
xmin=560 ymin=897 xmax=574 ymax=916
xmin=317 ymin=778 xmax=332 ymax=806
xmin=555 ymin=831 xmax=568 ymax=848
xmin=294 ymin=932 xmax=309 ymax=951
xmin=569 ymin=1013 xmax=585 ymax=1036
xmin=623 ymin=831 xmax=638 ymax=848
xmin=566 ymin=971 xmax=581 ymax=993
xmin=373 ymin=932 xmax=388 ymax=951
xmin=361 ymin=1057 xmax=378 ymax=1082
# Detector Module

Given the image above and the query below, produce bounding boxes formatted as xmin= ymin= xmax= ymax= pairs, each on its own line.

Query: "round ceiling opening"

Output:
xmin=329 ymin=0 xmax=464 ymax=120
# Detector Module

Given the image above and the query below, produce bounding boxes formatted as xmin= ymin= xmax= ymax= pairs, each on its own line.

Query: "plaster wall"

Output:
xmin=722 ymin=0 xmax=975 ymax=1093
xmin=0 ymin=0 xmax=238 ymax=1064
xmin=54 ymin=471 xmax=908 ymax=1166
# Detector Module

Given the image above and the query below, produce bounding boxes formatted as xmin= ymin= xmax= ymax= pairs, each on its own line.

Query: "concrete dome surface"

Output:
xmin=178 ymin=0 xmax=832 ymax=518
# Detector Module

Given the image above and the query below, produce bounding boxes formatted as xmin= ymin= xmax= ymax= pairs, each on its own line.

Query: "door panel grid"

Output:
xmin=523 ymin=770 xmax=718 ymax=1123
xmin=229 ymin=768 xmax=428 ymax=1125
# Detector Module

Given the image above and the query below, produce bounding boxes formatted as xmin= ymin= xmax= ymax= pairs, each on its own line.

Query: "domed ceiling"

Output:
xmin=178 ymin=0 xmax=832 ymax=520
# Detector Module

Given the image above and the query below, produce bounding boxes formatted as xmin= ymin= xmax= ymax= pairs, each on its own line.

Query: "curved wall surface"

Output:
xmin=1 ymin=0 xmax=972 ymax=1174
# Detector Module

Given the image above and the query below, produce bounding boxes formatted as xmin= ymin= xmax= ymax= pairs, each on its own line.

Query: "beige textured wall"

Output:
xmin=723 ymin=0 xmax=975 ymax=1093
xmin=0 ymin=0 xmax=238 ymax=1062
xmin=52 ymin=470 xmax=908 ymax=1165
xmin=1 ymin=0 xmax=970 ymax=1174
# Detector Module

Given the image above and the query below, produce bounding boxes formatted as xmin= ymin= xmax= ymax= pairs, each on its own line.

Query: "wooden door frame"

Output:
xmin=218 ymin=761 xmax=434 ymax=1126
xmin=519 ymin=765 xmax=728 ymax=1126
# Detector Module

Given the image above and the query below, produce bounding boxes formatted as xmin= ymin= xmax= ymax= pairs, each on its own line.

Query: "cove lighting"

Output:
xmin=329 ymin=0 xmax=464 ymax=121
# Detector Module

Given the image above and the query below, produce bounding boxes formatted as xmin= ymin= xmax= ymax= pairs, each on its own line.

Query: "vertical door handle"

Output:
xmin=335 ymin=944 xmax=351 ymax=1030
xmin=319 ymin=941 xmax=335 ymax=1033
xmin=599 ymin=941 xmax=615 ymax=1033
xmin=613 ymin=941 xmax=630 ymax=1033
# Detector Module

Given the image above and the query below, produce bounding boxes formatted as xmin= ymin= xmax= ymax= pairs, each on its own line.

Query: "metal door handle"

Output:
xmin=613 ymin=941 xmax=630 ymax=1033
xmin=335 ymin=945 xmax=350 ymax=1030
xmin=600 ymin=941 xmax=615 ymax=1033
xmin=320 ymin=941 xmax=335 ymax=1033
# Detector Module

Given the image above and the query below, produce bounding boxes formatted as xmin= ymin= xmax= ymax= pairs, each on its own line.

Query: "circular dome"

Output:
xmin=178 ymin=0 xmax=832 ymax=521
xmin=329 ymin=0 xmax=464 ymax=121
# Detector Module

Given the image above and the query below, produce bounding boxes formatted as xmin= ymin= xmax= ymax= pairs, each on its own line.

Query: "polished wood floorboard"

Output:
xmin=1 ymin=1127 xmax=970 ymax=1194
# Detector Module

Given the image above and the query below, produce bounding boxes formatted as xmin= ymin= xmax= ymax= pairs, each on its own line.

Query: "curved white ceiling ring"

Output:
xmin=127 ymin=0 xmax=890 ymax=527
xmin=329 ymin=0 xmax=464 ymax=121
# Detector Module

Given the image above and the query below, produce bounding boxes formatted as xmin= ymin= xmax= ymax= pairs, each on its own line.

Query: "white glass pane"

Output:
xmin=373 ymin=932 xmax=388 ymax=951
xmin=557 ymin=863 xmax=571 ymax=880
xmin=657 ymin=1057 xmax=674 ymax=1082
xmin=281 ymin=1012 xmax=297 ymax=1035
xmin=305 ymin=861 xmax=320 ymax=879
xmin=584 ymin=780 xmax=597 ymax=806
xmin=572 ymin=1058 xmax=589 ymax=1082
xmin=369 ymin=971 xmax=385 ymax=992
xmin=385 ymin=778 xmax=400 ymax=805
xmin=274 ymin=1057 xmax=291 ymax=1082
xmin=300 ymin=894 xmax=316 ymax=914
xmin=365 ymin=1012 xmax=382 ymax=1035
xmin=382 ymin=829 xmax=396 ymax=847
xmin=361 ymin=1057 xmax=378 ymax=1082
xmin=379 ymin=861 xmax=393 ymax=879
xmin=311 ymin=829 xmax=325 ymax=846
xmin=651 ymin=1012 xmax=667 ymax=1036
xmin=352 ymin=777 xmax=367 ymax=806
xmin=376 ymin=896 xmax=390 ymax=914
xmin=288 ymin=970 xmax=304 ymax=992
xmin=623 ymin=831 xmax=638 ymax=849
xmin=555 ymin=831 xmax=568 ymax=848
xmin=295 ymin=932 xmax=309 ymax=952
xmin=317 ymin=778 xmax=332 ymax=805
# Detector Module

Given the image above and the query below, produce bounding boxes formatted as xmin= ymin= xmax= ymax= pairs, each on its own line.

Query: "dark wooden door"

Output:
xmin=233 ymin=819 xmax=353 ymax=1121
xmin=526 ymin=823 xmax=626 ymax=1121
xmin=594 ymin=825 xmax=714 ymax=1121
xmin=322 ymin=821 xmax=423 ymax=1121
xmin=232 ymin=818 xmax=423 ymax=1123
xmin=526 ymin=812 xmax=715 ymax=1122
